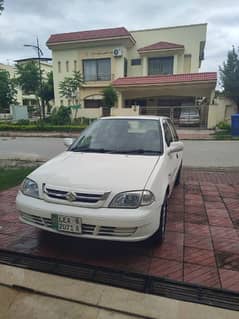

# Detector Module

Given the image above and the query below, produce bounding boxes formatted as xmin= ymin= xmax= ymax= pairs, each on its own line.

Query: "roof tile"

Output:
xmin=112 ymin=73 xmax=217 ymax=86
xmin=47 ymin=27 xmax=131 ymax=44
xmin=138 ymin=41 xmax=184 ymax=52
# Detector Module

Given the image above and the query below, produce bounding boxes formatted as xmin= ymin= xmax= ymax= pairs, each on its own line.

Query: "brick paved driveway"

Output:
xmin=1 ymin=168 xmax=239 ymax=292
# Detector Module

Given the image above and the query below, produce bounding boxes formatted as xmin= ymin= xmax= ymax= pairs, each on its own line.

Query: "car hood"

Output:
xmin=30 ymin=151 xmax=160 ymax=193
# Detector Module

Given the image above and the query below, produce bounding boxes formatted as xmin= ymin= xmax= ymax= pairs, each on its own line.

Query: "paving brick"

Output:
xmin=184 ymin=232 xmax=213 ymax=250
xmin=203 ymin=196 xmax=222 ymax=202
xmin=149 ymin=258 xmax=183 ymax=281
xmin=167 ymin=221 xmax=184 ymax=233
xmin=184 ymin=213 xmax=208 ymax=225
xmin=219 ymin=269 xmax=239 ymax=291
xmin=211 ymin=226 xmax=239 ymax=254
xmin=164 ymin=231 xmax=184 ymax=246
xmin=184 ymin=223 xmax=210 ymax=236
xmin=184 ymin=247 xmax=216 ymax=267
xmin=216 ymin=251 xmax=239 ymax=271
xmin=184 ymin=263 xmax=220 ymax=288
xmin=206 ymin=208 xmax=233 ymax=228
xmin=223 ymin=198 xmax=239 ymax=211
xmin=153 ymin=242 xmax=183 ymax=261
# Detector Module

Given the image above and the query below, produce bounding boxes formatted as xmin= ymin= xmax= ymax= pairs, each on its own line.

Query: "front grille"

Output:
xmin=20 ymin=212 xmax=137 ymax=237
xmin=43 ymin=185 xmax=109 ymax=208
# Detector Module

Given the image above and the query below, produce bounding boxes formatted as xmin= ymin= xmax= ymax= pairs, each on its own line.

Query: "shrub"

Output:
xmin=16 ymin=119 xmax=30 ymax=125
xmin=47 ymin=106 xmax=72 ymax=125
xmin=217 ymin=121 xmax=231 ymax=130
xmin=0 ymin=123 xmax=87 ymax=132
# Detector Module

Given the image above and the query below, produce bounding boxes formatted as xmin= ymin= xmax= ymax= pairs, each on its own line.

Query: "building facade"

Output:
xmin=47 ymin=24 xmax=217 ymax=126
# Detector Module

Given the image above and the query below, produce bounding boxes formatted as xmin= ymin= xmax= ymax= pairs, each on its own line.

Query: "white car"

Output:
xmin=16 ymin=116 xmax=183 ymax=242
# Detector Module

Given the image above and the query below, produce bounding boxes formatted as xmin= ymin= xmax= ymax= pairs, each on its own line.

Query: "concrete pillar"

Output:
xmin=117 ymin=91 xmax=123 ymax=108
xmin=142 ymin=56 xmax=147 ymax=76
xmin=173 ymin=55 xmax=178 ymax=74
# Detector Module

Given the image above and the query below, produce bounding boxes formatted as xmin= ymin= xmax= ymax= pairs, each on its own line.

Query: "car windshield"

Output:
xmin=69 ymin=118 xmax=163 ymax=155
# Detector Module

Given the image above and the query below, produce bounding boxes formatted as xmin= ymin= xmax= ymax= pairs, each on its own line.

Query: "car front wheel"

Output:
xmin=148 ymin=195 xmax=168 ymax=244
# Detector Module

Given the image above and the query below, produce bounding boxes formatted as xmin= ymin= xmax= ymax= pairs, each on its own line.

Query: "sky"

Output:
xmin=0 ymin=0 xmax=238 ymax=72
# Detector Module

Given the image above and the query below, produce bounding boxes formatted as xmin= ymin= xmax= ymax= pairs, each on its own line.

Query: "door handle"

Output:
xmin=176 ymin=153 xmax=179 ymax=159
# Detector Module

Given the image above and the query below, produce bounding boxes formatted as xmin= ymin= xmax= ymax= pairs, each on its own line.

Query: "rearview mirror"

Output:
xmin=63 ymin=138 xmax=75 ymax=147
xmin=168 ymin=141 xmax=184 ymax=155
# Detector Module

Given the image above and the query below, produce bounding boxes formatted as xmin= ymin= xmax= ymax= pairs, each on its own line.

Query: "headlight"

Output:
xmin=21 ymin=178 xmax=39 ymax=199
xmin=109 ymin=190 xmax=154 ymax=208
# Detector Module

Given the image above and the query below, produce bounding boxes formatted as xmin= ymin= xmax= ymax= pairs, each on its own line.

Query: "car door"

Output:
xmin=162 ymin=120 xmax=178 ymax=189
xmin=166 ymin=119 xmax=183 ymax=179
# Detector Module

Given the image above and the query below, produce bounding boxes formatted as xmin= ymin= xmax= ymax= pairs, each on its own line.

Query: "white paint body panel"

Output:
xmin=16 ymin=116 xmax=183 ymax=241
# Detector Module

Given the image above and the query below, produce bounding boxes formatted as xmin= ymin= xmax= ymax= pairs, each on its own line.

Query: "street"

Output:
xmin=0 ymin=137 xmax=239 ymax=167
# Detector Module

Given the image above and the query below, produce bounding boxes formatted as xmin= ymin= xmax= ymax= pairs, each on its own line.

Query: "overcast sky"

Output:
xmin=0 ymin=0 xmax=238 ymax=72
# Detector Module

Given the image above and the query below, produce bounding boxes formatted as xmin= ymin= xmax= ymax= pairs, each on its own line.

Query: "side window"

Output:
xmin=163 ymin=121 xmax=173 ymax=146
xmin=167 ymin=120 xmax=179 ymax=141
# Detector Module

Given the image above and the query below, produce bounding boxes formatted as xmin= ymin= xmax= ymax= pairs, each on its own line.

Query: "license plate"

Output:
xmin=52 ymin=214 xmax=82 ymax=234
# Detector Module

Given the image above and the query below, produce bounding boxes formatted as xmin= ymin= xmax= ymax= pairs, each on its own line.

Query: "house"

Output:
xmin=47 ymin=24 xmax=217 ymax=127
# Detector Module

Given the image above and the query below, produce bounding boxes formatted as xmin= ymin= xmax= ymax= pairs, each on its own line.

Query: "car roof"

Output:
xmin=100 ymin=116 xmax=170 ymax=121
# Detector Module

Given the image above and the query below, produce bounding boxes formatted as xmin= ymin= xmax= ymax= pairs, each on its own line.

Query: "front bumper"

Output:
xmin=16 ymin=191 xmax=161 ymax=242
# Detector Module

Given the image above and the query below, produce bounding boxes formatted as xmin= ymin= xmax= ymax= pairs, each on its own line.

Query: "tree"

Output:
xmin=59 ymin=71 xmax=84 ymax=119
xmin=15 ymin=61 xmax=42 ymax=116
xmin=15 ymin=61 xmax=40 ymax=94
xmin=0 ymin=0 xmax=4 ymax=14
xmin=219 ymin=46 xmax=239 ymax=112
xmin=102 ymin=85 xmax=118 ymax=108
xmin=42 ymin=71 xmax=54 ymax=113
xmin=0 ymin=70 xmax=16 ymax=112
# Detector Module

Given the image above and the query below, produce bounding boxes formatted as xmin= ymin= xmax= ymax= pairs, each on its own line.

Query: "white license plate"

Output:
xmin=52 ymin=214 xmax=82 ymax=234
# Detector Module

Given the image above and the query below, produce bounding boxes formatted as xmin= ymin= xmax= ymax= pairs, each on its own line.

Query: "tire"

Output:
xmin=175 ymin=163 xmax=182 ymax=186
xmin=148 ymin=195 xmax=168 ymax=244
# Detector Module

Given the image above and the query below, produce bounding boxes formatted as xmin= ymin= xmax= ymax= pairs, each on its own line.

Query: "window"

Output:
xmin=74 ymin=60 xmax=77 ymax=71
xmin=83 ymin=58 xmax=111 ymax=81
xmin=167 ymin=119 xmax=179 ymax=141
xmin=84 ymin=99 xmax=102 ymax=108
xmin=124 ymin=58 xmax=128 ymax=77
xmin=148 ymin=57 xmax=173 ymax=75
xmin=60 ymin=100 xmax=64 ymax=106
xmin=131 ymin=59 xmax=141 ymax=66
xmin=66 ymin=61 xmax=69 ymax=72
xmin=163 ymin=121 xmax=173 ymax=146
xmin=58 ymin=61 xmax=61 ymax=73
xmin=68 ymin=99 xmax=71 ymax=106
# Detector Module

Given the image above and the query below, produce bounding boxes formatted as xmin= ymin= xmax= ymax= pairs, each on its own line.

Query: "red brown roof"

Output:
xmin=138 ymin=41 xmax=184 ymax=52
xmin=47 ymin=27 xmax=133 ymax=45
xmin=112 ymin=72 xmax=217 ymax=87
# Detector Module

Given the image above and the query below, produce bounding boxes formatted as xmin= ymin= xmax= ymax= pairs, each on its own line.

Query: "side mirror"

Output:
xmin=168 ymin=141 xmax=184 ymax=155
xmin=63 ymin=138 xmax=75 ymax=147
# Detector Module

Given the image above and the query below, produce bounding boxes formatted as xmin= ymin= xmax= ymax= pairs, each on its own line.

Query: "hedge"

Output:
xmin=0 ymin=124 xmax=88 ymax=132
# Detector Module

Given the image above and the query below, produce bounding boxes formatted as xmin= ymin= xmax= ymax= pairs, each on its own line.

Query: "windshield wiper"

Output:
xmin=111 ymin=149 xmax=161 ymax=155
xmin=70 ymin=147 xmax=111 ymax=153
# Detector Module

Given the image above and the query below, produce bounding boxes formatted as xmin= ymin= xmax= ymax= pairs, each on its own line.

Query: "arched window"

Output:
xmin=66 ymin=61 xmax=69 ymax=72
xmin=74 ymin=60 xmax=77 ymax=71
xmin=58 ymin=61 xmax=61 ymax=73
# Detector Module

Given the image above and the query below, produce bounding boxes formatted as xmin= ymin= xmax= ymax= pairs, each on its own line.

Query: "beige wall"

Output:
xmin=207 ymin=97 xmax=237 ymax=129
xmin=111 ymin=105 xmax=139 ymax=116
xmin=129 ymin=23 xmax=206 ymax=74
xmin=52 ymin=45 xmax=125 ymax=107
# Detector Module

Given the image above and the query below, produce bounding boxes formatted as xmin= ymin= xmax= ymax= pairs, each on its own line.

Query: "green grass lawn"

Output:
xmin=0 ymin=167 xmax=36 ymax=191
